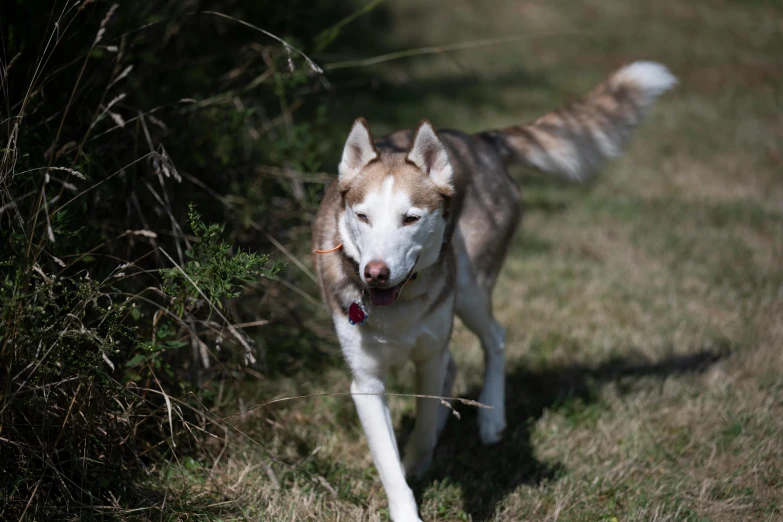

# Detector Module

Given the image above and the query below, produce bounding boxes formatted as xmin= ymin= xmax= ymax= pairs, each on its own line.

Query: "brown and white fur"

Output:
xmin=312 ymin=61 xmax=676 ymax=521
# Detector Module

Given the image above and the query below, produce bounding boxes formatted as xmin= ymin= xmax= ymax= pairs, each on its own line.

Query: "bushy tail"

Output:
xmin=478 ymin=61 xmax=677 ymax=181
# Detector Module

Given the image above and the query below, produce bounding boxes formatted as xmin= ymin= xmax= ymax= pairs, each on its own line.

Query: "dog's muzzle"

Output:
xmin=362 ymin=261 xmax=418 ymax=308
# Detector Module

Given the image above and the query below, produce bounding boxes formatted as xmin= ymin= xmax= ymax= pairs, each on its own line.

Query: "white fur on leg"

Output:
xmin=436 ymin=352 xmax=457 ymax=440
xmin=403 ymin=351 xmax=449 ymax=479
xmin=478 ymin=320 xmax=506 ymax=445
xmin=453 ymin=256 xmax=508 ymax=445
xmin=351 ymin=378 xmax=422 ymax=522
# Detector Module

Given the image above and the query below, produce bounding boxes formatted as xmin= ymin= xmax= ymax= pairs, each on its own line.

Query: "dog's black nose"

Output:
xmin=364 ymin=260 xmax=390 ymax=284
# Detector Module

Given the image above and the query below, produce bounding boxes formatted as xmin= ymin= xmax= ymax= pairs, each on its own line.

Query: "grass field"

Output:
xmin=158 ymin=0 xmax=783 ymax=520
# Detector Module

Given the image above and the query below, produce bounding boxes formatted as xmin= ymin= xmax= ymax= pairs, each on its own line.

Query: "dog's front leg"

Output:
xmin=403 ymin=350 xmax=449 ymax=478
xmin=351 ymin=375 xmax=422 ymax=522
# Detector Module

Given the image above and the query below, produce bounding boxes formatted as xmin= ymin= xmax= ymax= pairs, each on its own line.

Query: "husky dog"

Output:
xmin=312 ymin=62 xmax=676 ymax=521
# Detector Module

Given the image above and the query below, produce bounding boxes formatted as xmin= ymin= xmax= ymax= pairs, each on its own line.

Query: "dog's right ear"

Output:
xmin=338 ymin=118 xmax=377 ymax=185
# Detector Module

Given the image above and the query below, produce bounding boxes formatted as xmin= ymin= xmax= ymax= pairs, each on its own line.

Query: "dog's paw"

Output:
xmin=391 ymin=512 xmax=423 ymax=522
xmin=388 ymin=492 xmax=424 ymax=522
xmin=478 ymin=406 xmax=506 ymax=445
xmin=402 ymin=444 xmax=433 ymax=479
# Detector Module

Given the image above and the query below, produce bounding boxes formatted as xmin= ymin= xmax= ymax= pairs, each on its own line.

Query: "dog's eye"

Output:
xmin=356 ymin=213 xmax=369 ymax=224
xmin=403 ymin=215 xmax=420 ymax=225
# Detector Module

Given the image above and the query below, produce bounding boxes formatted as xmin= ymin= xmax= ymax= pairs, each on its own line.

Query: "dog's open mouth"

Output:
xmin=366 ymin=284 xmax=403 ymax=307
xmin=364 ymin=261 xmax=418 ymax=308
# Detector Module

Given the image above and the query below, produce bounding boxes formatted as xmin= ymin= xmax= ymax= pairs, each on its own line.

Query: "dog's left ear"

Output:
xmin=407 ymin=120 xmax=454 ymax=196
xmin=339 ymin=117 xmax=378 ymax=186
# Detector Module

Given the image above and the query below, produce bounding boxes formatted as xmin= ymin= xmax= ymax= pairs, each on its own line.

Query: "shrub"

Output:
xmin=0 ymin=0 xmax=360 ymax=517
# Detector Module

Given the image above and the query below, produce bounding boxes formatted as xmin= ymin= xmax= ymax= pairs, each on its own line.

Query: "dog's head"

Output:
xmin=337 ymin=118 xmax=454 ymax=307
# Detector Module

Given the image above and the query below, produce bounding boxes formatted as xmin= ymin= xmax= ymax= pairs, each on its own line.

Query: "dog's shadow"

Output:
xmin=399 ymin=346 xmax=729 ymax=521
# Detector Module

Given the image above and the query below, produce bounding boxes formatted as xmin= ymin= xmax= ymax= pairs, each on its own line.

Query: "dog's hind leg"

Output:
xmin=455 ymin=256 xmax=507 ymax=445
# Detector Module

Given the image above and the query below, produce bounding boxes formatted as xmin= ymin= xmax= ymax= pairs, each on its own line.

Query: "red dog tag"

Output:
xmin=348 ymin=301 xmax=368 ymax=325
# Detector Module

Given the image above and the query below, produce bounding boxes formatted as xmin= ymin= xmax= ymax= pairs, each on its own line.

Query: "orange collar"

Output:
xmin=314 ymin=243 xmax=343 ymax=254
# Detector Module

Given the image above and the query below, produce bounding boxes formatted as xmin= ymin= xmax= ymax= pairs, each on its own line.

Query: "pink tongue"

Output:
xmin=368 ymin=286 xmax=400 ymax=307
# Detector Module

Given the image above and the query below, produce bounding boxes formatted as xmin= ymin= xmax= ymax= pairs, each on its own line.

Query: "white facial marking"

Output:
xmin=340 ymin=175 xmax=447 ymax=288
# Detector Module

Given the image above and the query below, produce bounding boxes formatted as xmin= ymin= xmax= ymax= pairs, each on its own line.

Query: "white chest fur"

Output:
xmin=334 ymin=292 xmax=454 ymax=374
